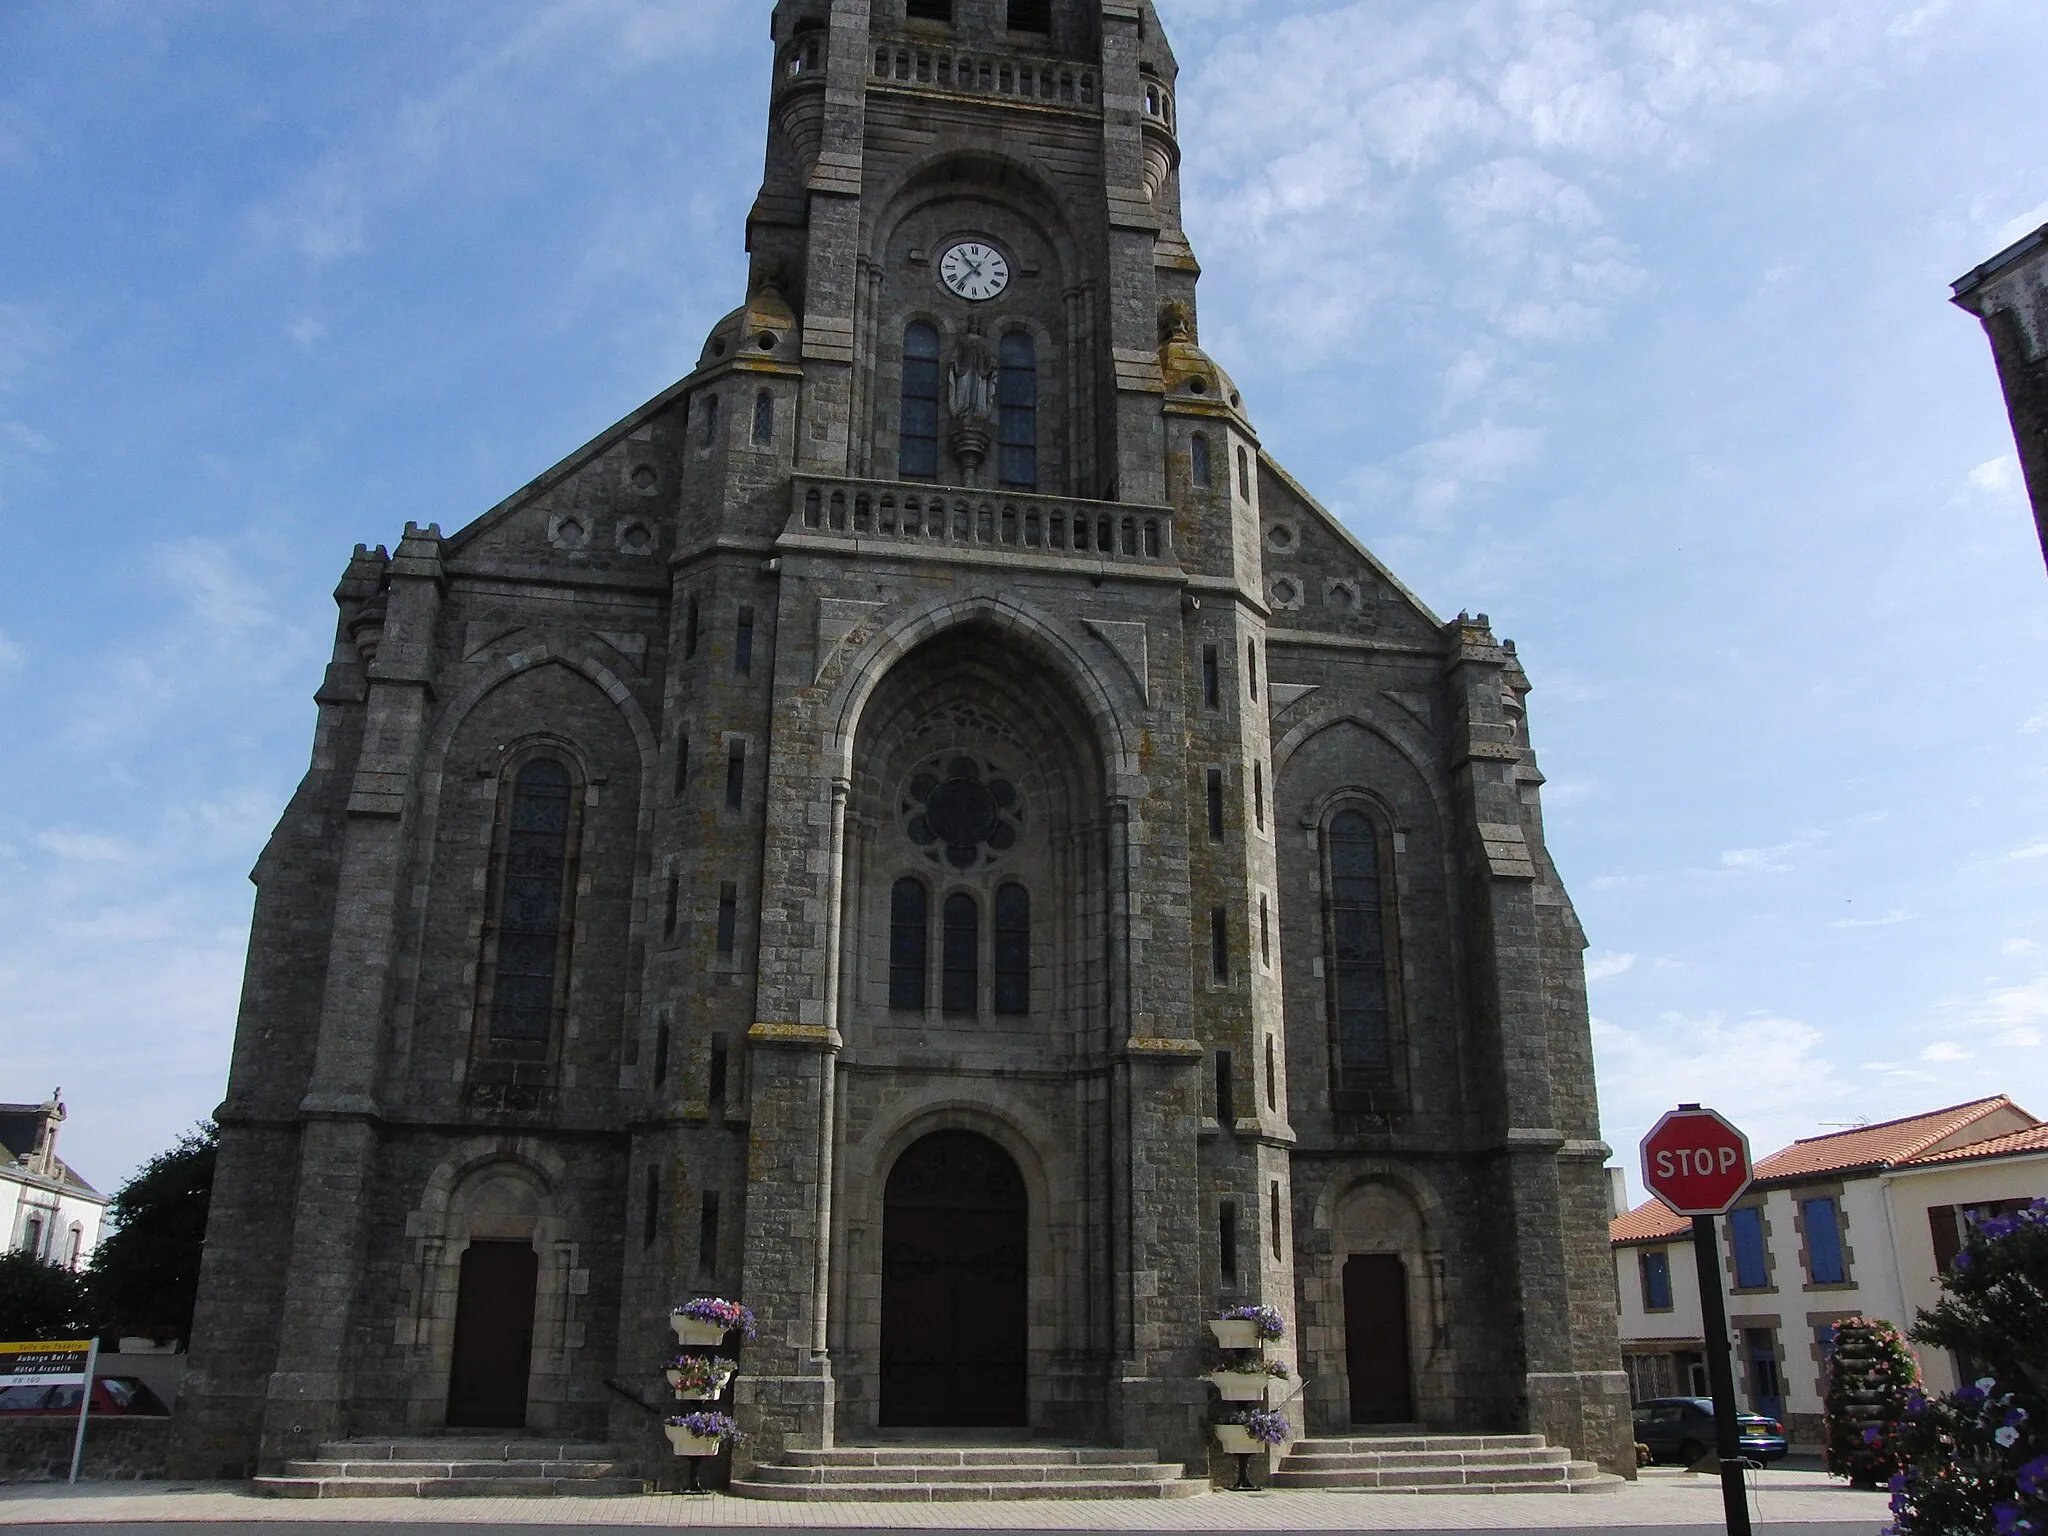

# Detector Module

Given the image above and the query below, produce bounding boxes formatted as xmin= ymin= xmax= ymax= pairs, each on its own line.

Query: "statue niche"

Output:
xmin=947 ymin=321 xmax=1001 ymax=474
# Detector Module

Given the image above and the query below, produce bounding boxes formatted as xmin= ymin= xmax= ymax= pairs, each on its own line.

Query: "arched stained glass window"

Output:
xmin=490 ymin=758 xmax=573 ymax=1045
xmin=993 ymin=882 xmax=1030 ymax=1014
xmin=890 ymin=878 xmax=929 ymax=1011
xmin=942 ymin=891 xmax=979 ymax=1015
xmin=1328 ymin=808 xmax=1391 ymax=1087
xmin=899 ymin=323 xmax=940 ymax=478
xmin=998 ymin=330 xmax=1037 ymax=488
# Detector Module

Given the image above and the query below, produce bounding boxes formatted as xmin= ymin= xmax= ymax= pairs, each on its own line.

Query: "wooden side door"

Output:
xmin=446 ymin=1240 xmax=538 ymax=1429
xmin=1343 ymin=1253 xmax=1415 ymax=1424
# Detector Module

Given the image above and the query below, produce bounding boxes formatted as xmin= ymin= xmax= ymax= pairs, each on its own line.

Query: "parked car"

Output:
xmin=1633 ymin=1396 xmax=1787 ymax=1465
xmin=0 ymin=1377 xmax=169 ymax=1416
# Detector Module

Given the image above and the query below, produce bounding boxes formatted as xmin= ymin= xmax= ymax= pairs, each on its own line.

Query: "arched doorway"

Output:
xmin=446 ymin=1240 xmax=538 ymax=1428
xmin=880 ymin=1130 xmax=1028 ymax=1427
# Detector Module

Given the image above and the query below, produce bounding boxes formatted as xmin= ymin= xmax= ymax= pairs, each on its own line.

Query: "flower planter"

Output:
xmin=670 ymin=1316 xmax=728 ymax=1346
xmin=666 ymin=1363 xmax=736 ymax=1399
xmin=1209 ymin=1319 xmax=1260 ymax=1350
xmin=664 ymin=1424 xmax=725 ymax=1457
xmin=1213 ymin=1423 xmax=1263 ymax=1456
xmin=1205 ymin=1370 xmax=1270 ymax=1402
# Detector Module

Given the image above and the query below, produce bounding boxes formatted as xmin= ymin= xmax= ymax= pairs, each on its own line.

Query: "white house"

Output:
xmin=1611 ymin=1095 xmax=2045 ymax=1449
xmin=2 ymin=1094 xmax=106 ymax=1272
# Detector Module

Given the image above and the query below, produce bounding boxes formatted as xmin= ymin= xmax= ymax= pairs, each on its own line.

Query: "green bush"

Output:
xmin=1887 ymin=1199 xmax=2048 ymax=1536
xmin=1823 ymin=1315 xmax=1921 ymax=1488
xmin=85 ymin=1121 xmax=215 ymax=1343
xmin=0 ymin=1251 xmax=92 ymax=1341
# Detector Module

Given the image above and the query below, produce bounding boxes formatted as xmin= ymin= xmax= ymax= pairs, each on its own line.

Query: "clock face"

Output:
xmin=938 ymin=241 xmax=1010 ymax=302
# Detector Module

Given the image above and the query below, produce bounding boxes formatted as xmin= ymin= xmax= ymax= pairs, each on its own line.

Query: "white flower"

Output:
xmin=1977 ymin=1377 xmax=1998 ymax=1390
xmin=1996 ymin=1426 xmax=2020 ymax=1448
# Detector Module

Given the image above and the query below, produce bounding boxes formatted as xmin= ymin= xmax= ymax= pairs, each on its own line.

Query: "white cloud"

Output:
xmin=1831 ymin=908 xmax=1914 ymax=929
xmin=1967 ymin=455 xmax=2020 ymax=496
xmin=32 ymin=829 xmax=134 ymax=863
xmin=1585 ymin=951 xmax=1636 ymax=983
xmin=2006 ymin=840 xmax=2048 ymax=862
xmin=2003 ymin=938 xmax=2037 ymax=956
xmin=1720 ymin=831 xmax=1824 ymax=872
xmin=288 ymin=317 xmax=327 ymax=350
xmin=1920 ymin=1040 xmax=1971 ymax=1063
xmin=0 ymin=630 xmax=23 ymax=686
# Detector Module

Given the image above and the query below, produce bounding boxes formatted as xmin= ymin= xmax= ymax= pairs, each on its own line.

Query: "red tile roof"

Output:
xmin=1610 ymin=1199 xmax=1690 ymax=1245
xmin=1898 ymin=1120 xmax=2048 ymax=1167
xmin=1748 ymin=1096 xmax=2035 ymax=1183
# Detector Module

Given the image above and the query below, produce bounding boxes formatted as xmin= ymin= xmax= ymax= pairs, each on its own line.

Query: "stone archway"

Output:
xmin=879 ymin=1129 xmax=1029 ymax=1427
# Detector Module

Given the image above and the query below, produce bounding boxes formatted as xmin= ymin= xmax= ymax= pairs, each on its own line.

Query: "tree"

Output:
xmin=1824 ymin=1315 xmax=1921 ymax=1488
xmin=86 ymin=1121 xmax=216 ymax=1344
xmin=0 ymin=1252 xmax=91 ymax=1341
xmin=1886 ymin=1199 xmax=2048 ymax=1536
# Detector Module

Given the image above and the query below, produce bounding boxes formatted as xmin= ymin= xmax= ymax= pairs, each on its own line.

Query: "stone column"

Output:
xmin=258 ymin=523 xmax=446 ymax=1467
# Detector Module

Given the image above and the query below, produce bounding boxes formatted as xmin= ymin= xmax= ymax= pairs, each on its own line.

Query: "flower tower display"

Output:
xmin=662 ymin=1297 xmax=754 ymax=1494
xmin=1205 ymin=1305 xmax=1293 ymax=1490
xmin=1823 ymin=1315 xmax=1921 ymax=1489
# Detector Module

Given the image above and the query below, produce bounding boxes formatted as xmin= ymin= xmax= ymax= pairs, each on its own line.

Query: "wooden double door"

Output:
xmin=879 ymin=1130 xmax=1028 ymax=1427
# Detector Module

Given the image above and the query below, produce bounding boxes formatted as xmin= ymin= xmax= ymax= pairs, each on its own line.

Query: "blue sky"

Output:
xmin=3 ymin=0 xmax=2044 ymax=1202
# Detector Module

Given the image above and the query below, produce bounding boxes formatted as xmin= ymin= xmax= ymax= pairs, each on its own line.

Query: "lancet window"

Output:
xmin=1325 ymin=805 xmax=1402 ymax=1106
xmin=485 ymin=756 xmax=576 ymax=1052
xmin=899 ymin=322 xmax=940 ymax=479
xmin=998 ymin=331 xmax=1037 ymax=489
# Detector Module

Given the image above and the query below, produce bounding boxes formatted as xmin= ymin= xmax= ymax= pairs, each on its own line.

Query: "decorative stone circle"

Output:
xmin=901 ymin=753 xmax=1023 ymax=871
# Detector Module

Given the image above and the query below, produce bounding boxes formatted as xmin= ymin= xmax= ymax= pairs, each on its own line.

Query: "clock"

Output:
xmin=937 ymin=240 xmax=1010 ymax=302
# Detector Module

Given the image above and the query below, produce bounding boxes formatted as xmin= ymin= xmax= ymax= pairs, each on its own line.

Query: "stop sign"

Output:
xmin=1641 ymin=1105 xmax=1753 ymax=1216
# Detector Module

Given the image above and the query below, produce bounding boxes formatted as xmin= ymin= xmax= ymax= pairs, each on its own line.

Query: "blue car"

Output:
xmin=1633 ymin=1397 xmax=1788 ymax=1465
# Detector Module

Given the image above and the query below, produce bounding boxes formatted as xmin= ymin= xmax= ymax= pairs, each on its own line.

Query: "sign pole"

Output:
xmin=1690 ymin=1217 xmax=1751 ymax=1536
xmin=67 ymin=1336 xmax=98 ymax=1485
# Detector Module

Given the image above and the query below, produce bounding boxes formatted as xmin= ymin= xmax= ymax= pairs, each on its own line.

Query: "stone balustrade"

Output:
xmin=869 ymin=40 xmax=1097 ymax=109
xmin=786 ymin=476 xmax=1176 ymax=569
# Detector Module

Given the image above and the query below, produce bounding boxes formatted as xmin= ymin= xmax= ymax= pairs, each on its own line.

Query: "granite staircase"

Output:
xmin=253 ymin=1436 xmax=645 ymax=1498
xmin=731 ymin=1443 xmax=1207 ymax=1501
xmin=1270 ymin=1431 xmax=1621 ymax=1494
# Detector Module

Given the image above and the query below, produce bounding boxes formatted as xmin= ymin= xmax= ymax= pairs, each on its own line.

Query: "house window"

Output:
xmin=942 ymin=892 xmax=978 ymax=1014
xmin=22 ymin=1215 xmax=44 ymax=1260
xmin=993 ymin=882 xmax=1030 ymax=1014
xmin=653 ymin=1019 xmax=670 ymax=1086
xmin=1264 ymin=1034 xmax=1276 ymax=1107
xmin=1191 ymin=432 xmax=1211 ymax=487
xmin=998 ymin=331 xmax=1037 ymax=488
xmin=1327 ymin=808 xmax=1393 ymax=1088
xmin=1246 ymin=641 xmax=1258 ymax=702
xmin=890 ymin=878 xmax=928 ymax=1011
xmin=488 ymin=757 xmax=574 ymax=1047
xmin=673 ymin=733 xmax=689 ymax=797
xmin=1640 ymin=1248 xmax=1673 ymax=1311
xmin=899 ymin=322 xmax=940 ymax=478
xmin=1802 ymin=1196 xmax=1847 ymax=1284
xmin=1730 ymin=1205 xmax=1770 ymax=1289
xmin=663 ymin=871 xmax=680 ymax=938
xmin=1269 ymin=1180 xmax=1283 ymax=1259
xmin=709 ymin=1034 xmax=728 ymax=1104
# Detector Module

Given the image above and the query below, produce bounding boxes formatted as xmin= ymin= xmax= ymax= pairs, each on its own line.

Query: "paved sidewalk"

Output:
xmin=0 ymin=1468 xmax=1891 ymax=1532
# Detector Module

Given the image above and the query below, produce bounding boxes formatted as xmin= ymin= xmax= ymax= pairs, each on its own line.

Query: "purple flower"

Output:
xmin=1864 ymin=1426 xmax=1886 ymax=1445
xmin=1993 ymin=1501 xmax=2030 ymax=1536
xmin=2018 ymin=1456 xmax=2048 ymax=1497
xmin=1906 ymin=1390 xmax=1929 ymax=1416
xmin=1960 ymin=1385 xmax=1988 ymax=1405
xmin=1956 ymin=1251 xmax=1975 ymax=1270
xmin=1887 ymin=1473 xmax=1907 ymax=1493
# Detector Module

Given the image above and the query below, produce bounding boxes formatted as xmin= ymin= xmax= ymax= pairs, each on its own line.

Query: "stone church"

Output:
xmin=176 ymin=0 xmax=1630 ymax=1488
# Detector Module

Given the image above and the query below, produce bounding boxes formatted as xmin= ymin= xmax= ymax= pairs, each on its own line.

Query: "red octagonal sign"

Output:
xmin=1641 ymin=1105 xmax=1753 ymax=1217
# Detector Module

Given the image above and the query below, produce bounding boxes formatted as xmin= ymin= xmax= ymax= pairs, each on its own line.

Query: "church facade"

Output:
xmin=175 ymin=0 xmax=1631 ymax=1483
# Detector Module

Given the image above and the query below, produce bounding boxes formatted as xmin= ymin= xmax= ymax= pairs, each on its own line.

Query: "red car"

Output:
xmin=0 ymin=1377 xmax=170 ymax=1416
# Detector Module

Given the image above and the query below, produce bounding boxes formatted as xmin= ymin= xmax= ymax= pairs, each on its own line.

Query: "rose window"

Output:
xmin=902 ymin=754 xmax=1023 ymax=870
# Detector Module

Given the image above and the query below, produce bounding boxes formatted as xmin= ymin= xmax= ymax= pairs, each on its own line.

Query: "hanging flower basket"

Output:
xmin=1209 ymin=1319 xmax=1260 ymax=1350
xmin=664 ymin=1411 xmax=741 ymax=1457
xmin=1213 ymin=1421 xmax=1261 ymax=1455
xmin=666 ymin=1356 xmax=737 ymax=1399
xmin=670 ymin=1297 xmax=756 ymax=1345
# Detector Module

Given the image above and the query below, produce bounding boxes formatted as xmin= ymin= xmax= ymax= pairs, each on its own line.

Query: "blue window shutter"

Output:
xmin=1641 ymin=1249 xmax=1672 ymax=1310
xmin=1730 ymin=1206 xmax=1769 ymax=1288
xmin=1803 ymin=1197 xmax=1846 ymax=1283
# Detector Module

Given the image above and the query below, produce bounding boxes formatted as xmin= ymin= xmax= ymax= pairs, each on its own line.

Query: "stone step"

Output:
xmin=1270 ymin=1462 xmax=1573 ymax=1490
xmin=311 ymin=1438 xmax=618 ymax=1462
xmin=1279 ymin=1447 xmax=1572 ymax=1471
xmin=746 ymin=1459 xmax=1186 ymax=1486
xmin=776 ymin=1445 xmax=1169 ymax=1468
xmin=283 ymin=1457 xmax=631 ymax=1480
xmin=727 ymin=1475 xmax=1206 ymax=1502
xmin=1289 ymin=1433 xmax=1550 ymax=1454
xmin=254 ymin=1474 xmax=646 ymax=1499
